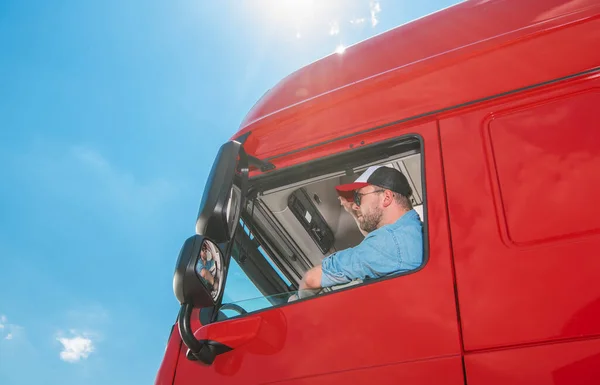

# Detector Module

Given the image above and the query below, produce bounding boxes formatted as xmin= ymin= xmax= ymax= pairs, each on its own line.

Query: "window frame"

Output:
xmin=212 ymin=132 xmax=431 ymax=322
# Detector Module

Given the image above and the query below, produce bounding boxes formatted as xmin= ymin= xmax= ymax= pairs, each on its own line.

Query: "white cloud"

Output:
xmin=350 ymin=17 xmax=366 ymax=25
xmin=0 ymin=314 xmax=23 ymax=341
xmin=329 ymin=20 xmax=340 ymax=35
xmin=54 ymin=307 xmax=106 ymax=362
xmin=296 ymin=31 xmax=301 ymax=39
xmin=370 ymin=0 xmax=381 ymax=27
xmin=57 ymin=333 xmax=95 ymax=363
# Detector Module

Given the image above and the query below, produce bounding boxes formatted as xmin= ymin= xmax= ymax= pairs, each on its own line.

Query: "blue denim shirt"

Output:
xmin=320 ymin=209 xmax=423 ymax=287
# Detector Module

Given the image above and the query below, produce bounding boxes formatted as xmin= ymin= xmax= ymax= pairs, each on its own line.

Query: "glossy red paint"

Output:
xmin=240 ymin=0 xmax=599 ymax=130
xmin=465 ymin=337 xmax=600 ymax=385
xmin=154 ymin=327 xmax=182 ymax=385
xmin=487 ymin=89 xmax=600 ymax=245
xmin=440 ymin=74 xmax=600 ymax=352
xmin=271 ymin=355 xmax=465 ymax=385
xmin=155 ymin=0 xmax=600 ymax=384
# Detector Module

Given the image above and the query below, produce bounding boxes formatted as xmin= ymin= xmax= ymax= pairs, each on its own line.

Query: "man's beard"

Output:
xmin=359 ymin=206 xmax=383 ymax=233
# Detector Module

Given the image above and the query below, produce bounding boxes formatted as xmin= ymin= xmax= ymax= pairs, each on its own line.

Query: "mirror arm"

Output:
xmin=178 ymin=303 xmax=218 ymax=364
xmin=178 ymin=303 xmax=202 ymax=354
xmin=178 ymin=303 xmax=217 ymax=365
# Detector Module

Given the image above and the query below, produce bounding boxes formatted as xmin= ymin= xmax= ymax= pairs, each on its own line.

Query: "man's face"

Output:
xmin=353 ymin=185 xmax=384 ymax=233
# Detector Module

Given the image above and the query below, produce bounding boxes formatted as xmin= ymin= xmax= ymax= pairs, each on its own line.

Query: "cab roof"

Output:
xmin=234 ymin=0 xmax=600 ymax=168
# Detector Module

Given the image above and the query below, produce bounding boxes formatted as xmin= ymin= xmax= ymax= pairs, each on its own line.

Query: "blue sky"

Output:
xmin=0 ymin=1 xmax=458 ymax=384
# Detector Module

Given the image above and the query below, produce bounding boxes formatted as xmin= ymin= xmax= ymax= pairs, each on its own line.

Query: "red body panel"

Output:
xmin=465 ymin=337 xmax=600 ymax=385
xmin=154 ymin=328 xmax=182 ymax=385
xmin=272 ymin=356 xmax=465 ymax=385
xmin=440 ymin=75 xmax=600 ymax=351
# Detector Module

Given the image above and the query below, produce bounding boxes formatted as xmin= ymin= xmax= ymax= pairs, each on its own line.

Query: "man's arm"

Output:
xmin=299 ymin=265 xmax=323 ymax=290
xmin=200 ymin=268 xmax=215 ymax=286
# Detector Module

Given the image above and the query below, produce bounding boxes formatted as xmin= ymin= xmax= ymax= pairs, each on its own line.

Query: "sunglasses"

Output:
xmin=353 ymin=189 xmax=385 ymax=206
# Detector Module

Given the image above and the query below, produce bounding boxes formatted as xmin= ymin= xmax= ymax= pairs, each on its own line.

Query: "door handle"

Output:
xmin=194 ymin=314 xmax=262 ymax=348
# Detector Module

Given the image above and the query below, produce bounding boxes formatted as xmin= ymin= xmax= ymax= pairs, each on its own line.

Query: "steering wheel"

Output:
xmin=219 ymin=303 xmax=248 ymax=316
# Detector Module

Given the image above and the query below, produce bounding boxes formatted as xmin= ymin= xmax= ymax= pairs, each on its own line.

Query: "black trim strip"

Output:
xmin=249 ymin=137 xmax=420 ymax=193
xmin=260 ymin=67 xmax=600 ymax=163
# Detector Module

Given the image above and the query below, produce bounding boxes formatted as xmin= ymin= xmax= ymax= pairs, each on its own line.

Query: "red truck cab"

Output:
xmin=156 ymin=0 xmax=600 ymax=384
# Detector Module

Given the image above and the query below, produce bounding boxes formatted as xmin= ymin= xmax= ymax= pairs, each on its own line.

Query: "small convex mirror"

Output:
xmin=195 ymin=239 xmax=224 ymax=301
xmin=173 ymin=235 xmax=225 ymax=307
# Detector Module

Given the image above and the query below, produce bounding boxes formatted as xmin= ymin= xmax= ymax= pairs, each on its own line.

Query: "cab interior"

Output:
xmin=220 ymin=138 xmax=425 ymax=313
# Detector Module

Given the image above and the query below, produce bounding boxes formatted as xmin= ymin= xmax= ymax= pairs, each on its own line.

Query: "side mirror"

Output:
xmin=196 ymin=141 xmax=245 ymax=243
xmin=176 ymin=141 xmax=250 ymax=362
xmin=173 ymin=235 xmax=229 ymax=364
xmin=173 ymin=235 xmax=225 ymax=308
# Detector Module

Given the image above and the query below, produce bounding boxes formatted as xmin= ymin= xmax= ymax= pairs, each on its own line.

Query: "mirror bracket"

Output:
xmin=178 ymin=303 xmax=202 ymax=353
xmin=247 ymin=153 xmax=275 ymax=172
xmin=178 ymin=303 xmax=217 ymax=365
xmin=186 ymin=344 xmax=217 ymax=365
xmin=179 ymin=303 xmax=235 ymax=365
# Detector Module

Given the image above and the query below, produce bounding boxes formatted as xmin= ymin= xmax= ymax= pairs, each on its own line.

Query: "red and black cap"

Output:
xmin=335 ymin=166 xmax=412 ymax=202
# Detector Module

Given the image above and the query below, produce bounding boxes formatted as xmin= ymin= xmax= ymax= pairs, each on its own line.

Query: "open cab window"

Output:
xmin=218 ymin=137 xmax=426 ymax=320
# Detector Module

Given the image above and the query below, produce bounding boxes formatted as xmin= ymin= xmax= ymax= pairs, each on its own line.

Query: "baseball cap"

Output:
xmin=335 ymin=166 xmax=412 ymax=202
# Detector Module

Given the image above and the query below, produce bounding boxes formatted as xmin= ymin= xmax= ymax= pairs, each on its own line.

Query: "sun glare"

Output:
xmin=268 ymin=0 xmax=315 ymax=23
xmin=249 ymin=0 xmax=378 ymax=52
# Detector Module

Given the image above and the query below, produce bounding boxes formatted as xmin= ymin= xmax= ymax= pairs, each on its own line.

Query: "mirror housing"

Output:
xmin=173 ymin=235 xmax=225 ymax=308
xmin=196 ymin=141 xmax=244 ymax=243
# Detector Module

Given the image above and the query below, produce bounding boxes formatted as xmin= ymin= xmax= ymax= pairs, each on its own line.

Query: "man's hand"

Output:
xmin=290 ymin=265 xmax=324 ymax=303
xmin=300 ymin=265 xmax=323 ymax=290
xmin=338 ymin=196 xmax=356 ymax=215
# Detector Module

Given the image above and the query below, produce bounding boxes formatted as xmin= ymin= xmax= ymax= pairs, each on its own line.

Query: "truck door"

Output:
xmin=441 ymin=73 xmax=600 ymax=384
xmin=171 ymin=122 xmax=465 ymax=384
